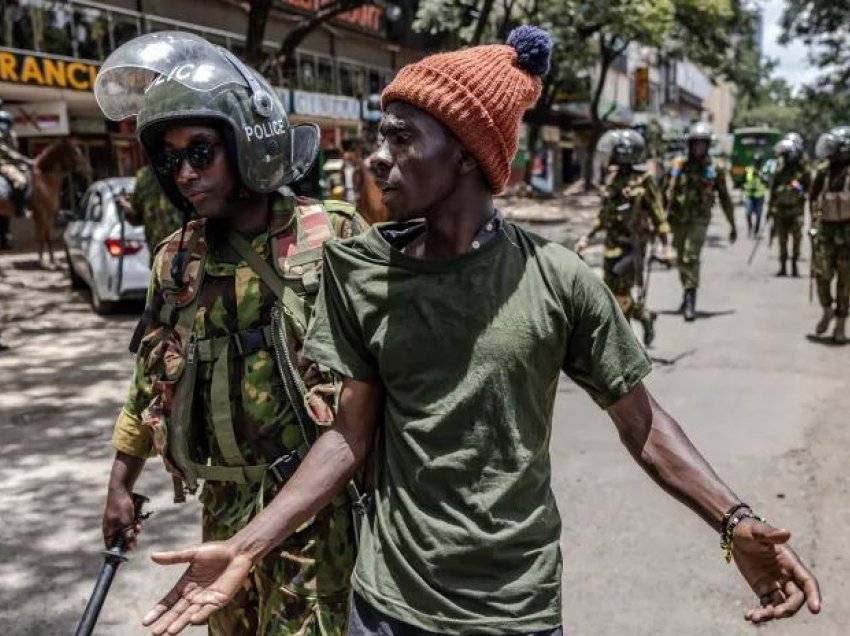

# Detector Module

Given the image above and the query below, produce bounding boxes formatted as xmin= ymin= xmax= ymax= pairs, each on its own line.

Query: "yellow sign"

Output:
xmin=0 ymin=49 xmax=100 ymax=91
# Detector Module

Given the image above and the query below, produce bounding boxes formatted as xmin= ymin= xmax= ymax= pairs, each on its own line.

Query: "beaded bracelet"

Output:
xmin=720 ymin=505 xmax=766 ymax=563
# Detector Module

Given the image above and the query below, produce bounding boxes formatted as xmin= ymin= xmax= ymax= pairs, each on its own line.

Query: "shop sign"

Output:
xmin=292 ymin=90 xmax=360 ymax=121
xmin=0 ymin=49 xmax=99 ymax=91
xmin=8 ymin=101 xmax=69 ymax=137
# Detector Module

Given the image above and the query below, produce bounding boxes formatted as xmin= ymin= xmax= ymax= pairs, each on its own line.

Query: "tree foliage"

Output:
xmin=781 ymin=0 xmax=850 ymax=91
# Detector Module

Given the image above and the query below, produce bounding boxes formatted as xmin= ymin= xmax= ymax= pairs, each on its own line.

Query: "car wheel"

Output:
xmin=65 ymin=247 xmax=86 ymax=290
xmin=91 ymin=285 xmax=117 ymax=315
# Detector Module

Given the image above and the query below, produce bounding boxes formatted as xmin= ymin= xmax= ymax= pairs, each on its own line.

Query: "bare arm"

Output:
xmin=143 ymin=377 xmax=383 ymax=635
xmin=607 ymin=381 xmax=737 ymax=528
xmin=608 ymin=382 xmax=821 ymax=624
xmin=230 ymin=377 xmax=383 ymax=561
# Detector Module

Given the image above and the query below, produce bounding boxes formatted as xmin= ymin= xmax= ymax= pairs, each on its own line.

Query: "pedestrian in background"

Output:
xmin=744 ymin=153 xmax=768 ymax=238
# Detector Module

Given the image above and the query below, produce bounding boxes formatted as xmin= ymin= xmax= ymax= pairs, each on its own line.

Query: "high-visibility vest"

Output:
xmin=744 ymin=166 xmax=766 ymax=198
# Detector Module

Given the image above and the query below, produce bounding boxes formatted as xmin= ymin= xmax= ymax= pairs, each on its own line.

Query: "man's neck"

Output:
xmin=228 ymin=194 xmax=271 ymax=237
xmin=412 ymin=192 xmax=494 ymax=260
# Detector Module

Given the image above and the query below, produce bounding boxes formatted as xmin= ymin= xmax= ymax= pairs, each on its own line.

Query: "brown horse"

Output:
xmin=0 ymin=139 xmax=92 ymax=266
xmin=351 ymin=152 xmax=390 ymax=225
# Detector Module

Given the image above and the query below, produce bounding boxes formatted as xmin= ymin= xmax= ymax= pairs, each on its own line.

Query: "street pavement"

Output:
xmin=0 ymin=202 xmax=847 ymax=635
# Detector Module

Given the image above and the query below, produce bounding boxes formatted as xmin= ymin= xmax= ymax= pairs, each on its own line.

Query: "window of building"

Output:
xmin=339 ymin=63 xmax=364 ymax=98
xmin=316 ymin=56 xmax=334 ymax=94
xmin=110 ymin=11 xmax=141 ymax=51
xmin=73 ymin=6 xmax=108 ymax=60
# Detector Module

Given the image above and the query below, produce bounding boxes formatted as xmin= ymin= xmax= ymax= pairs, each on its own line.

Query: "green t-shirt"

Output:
xmin=304 ymin=221 xmax=651 ymax=634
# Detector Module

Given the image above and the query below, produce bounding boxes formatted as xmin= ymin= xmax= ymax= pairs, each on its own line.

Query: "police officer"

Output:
xmin=769 ymin=137 xmax=811 ymax=277
xmin=576 ymin=129 xmax=670 ymax=345
xmin=95 ymin=32 xmax=366 ymax=634
xmin=0 ymin=107 xmax=33 ymax=247
xmin=809 ymin=126 xmax=850 ymax=343
xmin=666 ymin=122 xmax=737 ymax=321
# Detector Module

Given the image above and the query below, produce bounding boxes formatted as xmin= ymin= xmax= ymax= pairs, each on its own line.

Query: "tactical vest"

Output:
xmin=601 ymin=170 xmax=649 ymax=260
xmin=771 ymin=166 xmax=807 ymax=213
xmin=668 ymin=157 xmax=717 ymax=221
xmin=138 ymin=197 xmax=363 ymax=507
xmin=817 ymin=169 xmax=850 ymax=223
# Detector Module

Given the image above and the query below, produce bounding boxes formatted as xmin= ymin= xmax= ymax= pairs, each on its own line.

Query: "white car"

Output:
xmin=64 ymin=177 xmax=151 ymax=314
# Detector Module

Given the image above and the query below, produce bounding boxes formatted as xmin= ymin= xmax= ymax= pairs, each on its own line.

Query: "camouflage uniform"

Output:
xmin=0 ymin=125 xmax=31 ymax=217
xmin=810 ymin=161 xmax=850 ymax=323
xmin=589 ymin=166 xmax=668 ymax=326
xmin=768 ymin=157 xmax=811 ymax=272
xmin=666 ymin=156 xmax=735 ymax=291
xmin=112 ymin=195 xmax=366 ymax=635
xmin=130 ymin=165 xmax=185 ymax=257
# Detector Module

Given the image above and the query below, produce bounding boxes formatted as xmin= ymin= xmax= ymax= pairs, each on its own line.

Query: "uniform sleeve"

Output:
xmin=562 ymin=261 xmax=652 ymax=408
xmin=643 ymin=175 xmax=669 ymax=235
xmin=715 ymin=167 xmax=735 ymax=227
xmin=304 ymin=247 xmax=378 ymax=381
xmin=111 ymin=251 xmax=165 ymax=458
xmin=809 ymin=167 xmax=825 ymax=206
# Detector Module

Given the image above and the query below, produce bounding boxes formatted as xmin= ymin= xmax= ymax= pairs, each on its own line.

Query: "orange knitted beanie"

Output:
xmin=381 ymin=26 xmax=553 ymax=193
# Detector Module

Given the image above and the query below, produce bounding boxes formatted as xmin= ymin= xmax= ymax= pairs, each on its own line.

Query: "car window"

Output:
xmin=76 ymin=188 xmax=93 ymax=221
xmin=88 ymin=192 xmax=103 ymax=223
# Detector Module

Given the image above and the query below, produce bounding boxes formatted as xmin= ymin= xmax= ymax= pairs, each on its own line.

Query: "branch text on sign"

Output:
xmin=0 ymin=49 xmax=100 ymax=91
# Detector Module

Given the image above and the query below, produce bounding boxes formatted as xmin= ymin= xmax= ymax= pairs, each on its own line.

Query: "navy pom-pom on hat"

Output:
xmin=506 ymin=25 xmax=553 ymax=77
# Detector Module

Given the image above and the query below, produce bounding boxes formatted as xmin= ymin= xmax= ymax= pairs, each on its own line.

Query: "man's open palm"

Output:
xmin=731 ymin=520 xmax=821 ymax=624
xmin=143 ymin=542 xmax=253 ymax=635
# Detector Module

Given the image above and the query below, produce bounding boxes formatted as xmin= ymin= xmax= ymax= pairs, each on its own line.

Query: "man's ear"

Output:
xmin=458 ymin=147 xmax=479 ymax=176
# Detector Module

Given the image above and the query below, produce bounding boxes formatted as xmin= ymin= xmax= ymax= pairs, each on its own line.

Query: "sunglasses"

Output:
xmin=154 ymin=142 xmax=221 ymax=177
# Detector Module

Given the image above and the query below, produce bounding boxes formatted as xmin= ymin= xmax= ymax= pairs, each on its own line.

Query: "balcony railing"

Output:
xmin=0 ymin=0 xmax=393 ymax=97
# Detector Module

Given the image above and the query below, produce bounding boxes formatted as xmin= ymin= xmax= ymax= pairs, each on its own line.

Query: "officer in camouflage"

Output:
xmin=768 ymin=137 xmax=811 ymax=277
xmin=666 ymin=122 xmax=737 ymax=321
xmin=0 ymin=107 xmax=33 ymax=240
xmin=809 ymin=126 xmax=850 ymax=344
xmin=127 ymin=163 xmax=185 ymax=258
xmin=95 ymin=32 xmax=366 ymax=635
xmin=576 ymin=129 xmax=670 ymax=345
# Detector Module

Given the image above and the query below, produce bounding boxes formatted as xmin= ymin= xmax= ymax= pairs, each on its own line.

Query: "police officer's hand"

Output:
xmin=729 ymin=227 xmax=738 ymax=244
xmin=143 ymin=542 xmax=254 ymax=635
xmin=732 ymin=519 xmax=821 ymax=624
xmin=102 ymin=486 xmax=141 ymax=550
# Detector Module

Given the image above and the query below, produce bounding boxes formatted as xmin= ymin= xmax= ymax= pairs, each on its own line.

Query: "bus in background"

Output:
xmin=731 ymin=126 xmax=781 ymax=188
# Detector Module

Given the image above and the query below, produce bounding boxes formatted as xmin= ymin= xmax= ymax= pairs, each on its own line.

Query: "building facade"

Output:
xmin=0 ymin=0 xmax=423 ymax=181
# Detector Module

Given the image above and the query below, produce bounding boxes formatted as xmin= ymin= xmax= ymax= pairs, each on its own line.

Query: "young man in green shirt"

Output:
xmin=143 ymin=27 xmax=820 ymax=636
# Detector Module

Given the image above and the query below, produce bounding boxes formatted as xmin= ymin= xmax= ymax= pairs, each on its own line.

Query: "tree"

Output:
xmin=781 ymin=0 xmax=850 ymax=92
xmin=223 ymin=0 xmax=373 ymax=73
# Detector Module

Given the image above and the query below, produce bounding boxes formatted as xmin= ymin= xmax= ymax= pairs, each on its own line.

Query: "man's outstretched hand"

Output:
xmin=143 ymin=542 xmax=253 ymax=635
xmin=732 ymin=519 xmax=821 ymax=624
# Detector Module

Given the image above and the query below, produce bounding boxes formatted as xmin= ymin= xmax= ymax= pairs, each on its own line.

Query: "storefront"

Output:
xmin=287 ymin=89 xmax=363 ymax=153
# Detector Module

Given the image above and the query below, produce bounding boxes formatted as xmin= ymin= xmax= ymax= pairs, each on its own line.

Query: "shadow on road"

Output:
xmin=804 ymin=334 xmax=847 ymax=347
xmin=656 ymin=309 xmax=736 ymax=320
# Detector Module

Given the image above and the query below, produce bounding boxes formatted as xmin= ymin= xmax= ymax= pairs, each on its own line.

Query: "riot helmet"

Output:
xmin=95 ymin=31 xmax=319 ymax=212
xmin=0 ymin=110 xmax=13 ymax=134
xmin=783 ymin=132 xmax=804 ymax=151
xmin=774 ymin=138 xmax=802 ymax=163
xmin=686 ymin=122 xmax=714 ymax=142
xmin=814 ymin=126 xmax=850 ymax=161
xmin=597 ymin=129 xmax=647 ymax=165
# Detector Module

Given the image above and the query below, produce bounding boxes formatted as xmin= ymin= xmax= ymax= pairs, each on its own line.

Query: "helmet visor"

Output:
xmin=95 ymin=31 xmax=248 ymax=121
